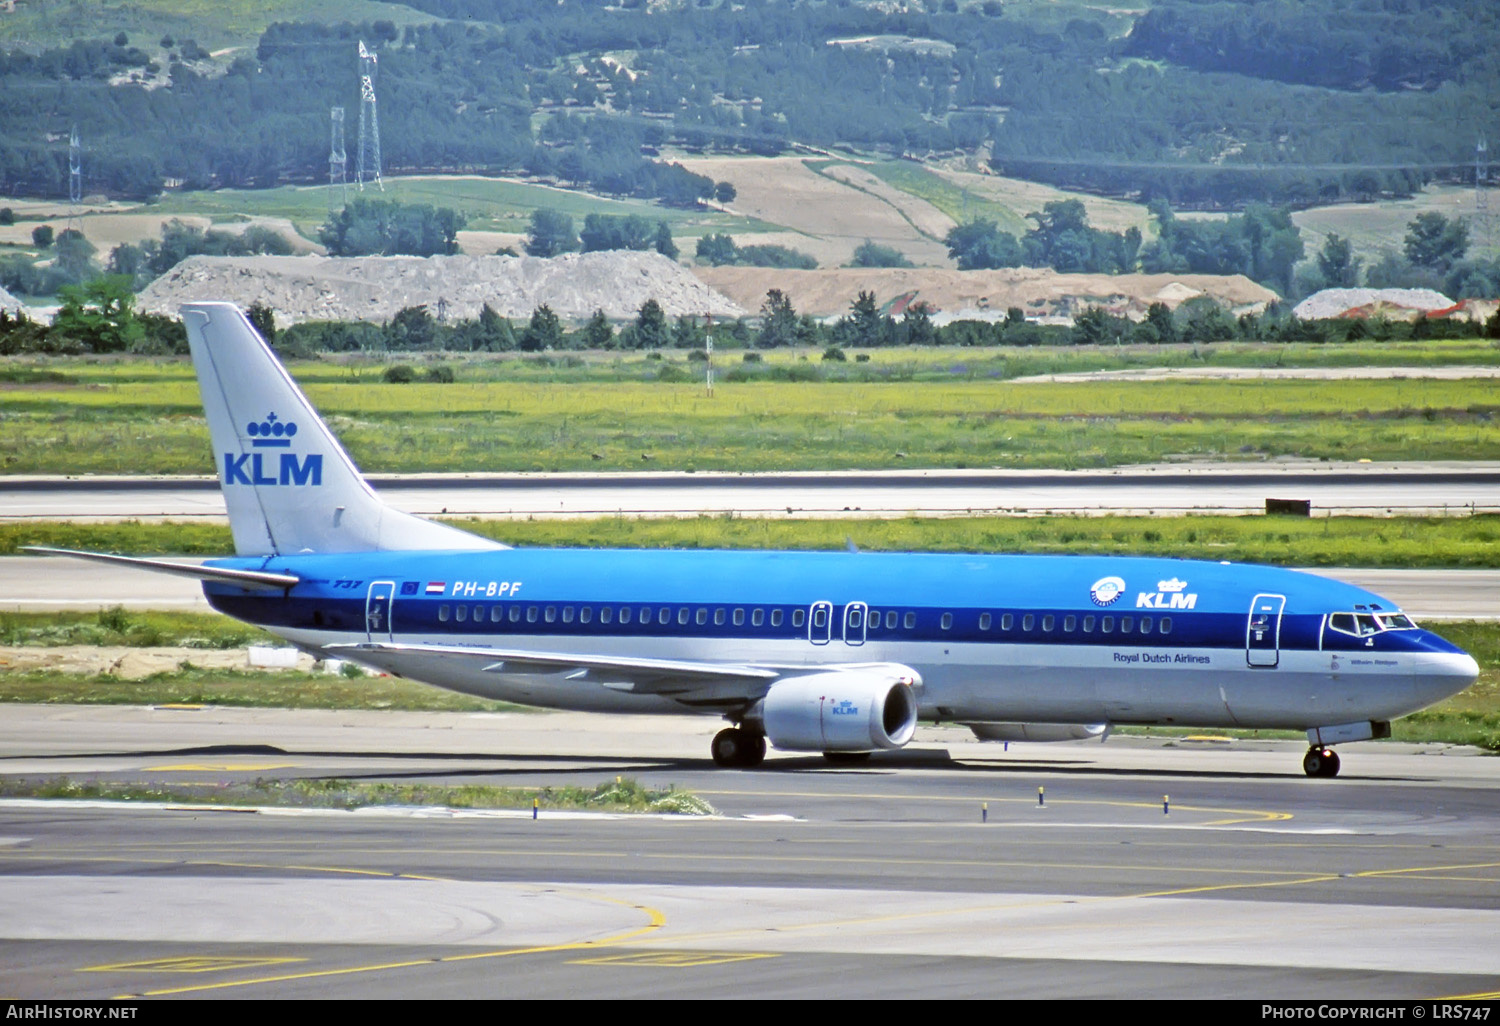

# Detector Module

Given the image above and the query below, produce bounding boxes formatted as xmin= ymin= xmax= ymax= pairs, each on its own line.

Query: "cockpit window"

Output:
xmin=1329 ymin=611 xmax=1415 ymax=637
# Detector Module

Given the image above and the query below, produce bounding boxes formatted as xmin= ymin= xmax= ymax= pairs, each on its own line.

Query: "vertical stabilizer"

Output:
xmin=182 ymin=302 xmax=501 ymax=556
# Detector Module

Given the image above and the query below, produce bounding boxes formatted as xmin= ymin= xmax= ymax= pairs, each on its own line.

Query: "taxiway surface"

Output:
xmin=1 ymin=706 xmax=1497 ymax=999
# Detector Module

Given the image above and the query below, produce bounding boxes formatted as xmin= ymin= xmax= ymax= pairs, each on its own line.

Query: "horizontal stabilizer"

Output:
xmin=22 ymin=546 xmax=300 ymax=590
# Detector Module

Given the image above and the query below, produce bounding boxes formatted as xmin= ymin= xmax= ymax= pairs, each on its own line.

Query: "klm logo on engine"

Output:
xmin=224 ymin=412 xmax=322 ymax=487
xmin=1136 ymin=576 xmax=1197 ymax=610
xmin=830 ymin=700 xmax=859 ymax=716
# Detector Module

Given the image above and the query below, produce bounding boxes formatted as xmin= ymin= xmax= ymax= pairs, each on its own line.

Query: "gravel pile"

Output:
xmin=0 ymin=284 xmax=23 ymax=315
xmin=138 ymin=251 xmax=744 ymax=325
xmin=1292 ymin=287 xmax=1453 ymax=320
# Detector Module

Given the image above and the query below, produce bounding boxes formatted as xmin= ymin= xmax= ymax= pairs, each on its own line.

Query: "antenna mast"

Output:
xmin=356 ymin=41 xmax=383 ymax=192
xmin=328 ymin=107 xmax=348 ymax=209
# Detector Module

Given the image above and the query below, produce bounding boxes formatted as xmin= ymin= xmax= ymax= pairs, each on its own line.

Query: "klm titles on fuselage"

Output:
xmin=1091 ymin=575 xmax=1200 ymax=611
xmin=224 ymin=413 xmax=322 ymax=487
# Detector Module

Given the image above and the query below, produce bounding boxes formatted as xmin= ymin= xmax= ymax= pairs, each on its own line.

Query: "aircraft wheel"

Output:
xmin=712 ymin=727 xmax=765 ymax=768
xmin=823 ymin=751 xmax=872 ymax=766
xmin=1303 ymin=746 xmax=1341 ymax=778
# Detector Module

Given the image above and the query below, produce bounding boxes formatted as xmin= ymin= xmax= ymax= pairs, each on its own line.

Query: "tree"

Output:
xmin=475 ymin=303 xmax=516 ymax=351
xmin=0 ymin=208 xmax=13 ymax=226
xmin=580 ymin=309 xmax=614 ymax=349
xmin=1316 ymin=233 xmax=1361 ymax=289
xmin=319 ymin=199 xmax=465 ymax=257
xmin=31 ymin=225 xmax=53 ymax=249
xmin=629 ymin=298 xmax=670 ymax=350
xmin=388 ymin=305 xmax=438 ymax=350
xmin=580 ymin=213 xmax=654 ymax=253
xmin=713 ymin=181 xmax=736 ymax=204
xmin=757 ymin=289 xmax=799 ymax=349
xmin=1404 ymin=213 xmax=1469 ymax=274
xmin=525 ymin=209 xmax=578 ymax=258
xmin=696 ymin=233 xmax=738 ymax=266
xmin=520 ymin=305 xmax=564 ymax=351
xmin=50 ymin=277 xmax=145 ymax=353
xmin=653 ymin=220 xmax=678 ymax=260
xmin=943 ymin=220 xmax=1023 ymax=270
xmin=52 ymin=229 xmax=97 ymax=283
xmin=246 ymin=302 xmax=276 ymax=342
xmin=1144 ymin=301 xmax=1177 ymax=343
xmin=846 ymin=290 xmax=888 ymax=347
xmin=849 ymin=240 xmax=913 ymax=268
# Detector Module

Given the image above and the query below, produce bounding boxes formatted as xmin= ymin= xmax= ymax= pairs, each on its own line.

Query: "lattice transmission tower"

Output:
xmin=1477 ymin=136 xmax=1491 ymax=254
xmin=328 ymin=107 xmax=348 ymax=209
xmin=356 ymin=41 xmax=383 ymax=192
xmin=68 ymin=124 xmax=81 ymax=226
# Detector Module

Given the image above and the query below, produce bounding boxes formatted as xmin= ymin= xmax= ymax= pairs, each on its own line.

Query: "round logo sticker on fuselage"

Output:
xmin=1090 ymin=576 xmax=1126 ymax=607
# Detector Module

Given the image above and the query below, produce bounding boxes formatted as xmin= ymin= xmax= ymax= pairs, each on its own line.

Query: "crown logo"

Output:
xmin=1157 ymin=577 xmax=1188 ymax=593
xmin=247 ymin=412 xmax=298 ymax=448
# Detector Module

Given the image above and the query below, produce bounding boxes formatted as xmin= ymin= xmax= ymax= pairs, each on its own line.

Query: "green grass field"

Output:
xmin=135 ymin=175 xmax=777 ymax=247
xmin=0 ymin=0 xmax=433 ymax=53
xmin=4 ymin=349 xmax=1499 ymax=474
xmin=9 ymin=510 xmax=1500 ymax=566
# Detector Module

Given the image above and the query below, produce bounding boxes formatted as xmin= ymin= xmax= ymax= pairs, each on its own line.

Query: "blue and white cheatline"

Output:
xmin=30 ymin=303 xmax=1478 ymax=778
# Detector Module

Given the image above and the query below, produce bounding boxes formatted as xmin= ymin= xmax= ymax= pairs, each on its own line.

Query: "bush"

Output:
xmin=383 ymin=364 xmax=417 ymax=383
xmin=424 ymin=364 xmax=456 ymax=383
xmin=741 ymin=351 xmax=762 ymax=363
xmin=687 ymin=348 xmax=708 ymax=361
xmin=821 ymin=346 xmax=847 ymax=362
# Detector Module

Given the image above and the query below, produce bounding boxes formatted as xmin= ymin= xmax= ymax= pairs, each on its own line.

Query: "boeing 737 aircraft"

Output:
xmin=31 ymin=302 xmax=1479 ymax=777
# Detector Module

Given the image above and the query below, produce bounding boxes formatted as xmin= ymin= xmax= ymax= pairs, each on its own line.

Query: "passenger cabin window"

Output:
xmin=679 ymin=608 xmax=690 ymax=625
xmin=793 ymin=609 xmax=807 ymax=628
xmin=752 ymin=609 xmax=764 ymax=627
xmin=563 ymin=606 xmax=574 ymax=624
xmin=1120 ymin=616 xmax=1134 ymax=633
xmin=1140 ymin=615 xmax=1152 ymax=634
xmin=526 ymin=606 xmax=538 ymax=623
xmin=544 ymin=606 xmax=556 ymax=623
xmin=1000 ymin=613 xmax=1013 ymax=631
xmin=733 ymin=608 xmax=745 ymax=626
xmin=904 ymin=612 xmax=916 ymax=629
xmin=886 ymin=611 xmax=897 ymax=629
xmin=1159 ymin=617 xmax=1172 ymax=634
xmin=619 ymin=607 xmax=632 ymax=624
xmin=771 ymin=609 xmax=784 ymax=627
xmin=600 ymin=607 xmax=613 ymax=624
xmin=979 ymin=613 xmax=992 ymax=631
xmin=1101 ymin=616 xmax=1114 ymax=633
xmin=456 ymin=605 xmax=468 ymax=623
xmin=1041 ymin=615 xmax=1055 ymax=632
xmin=1063 ymin=615 xmax=1076 ymax=632
xmin=715 ymin=608 xmax=726 ymax=626
xmin=1022 ymin=614 xmax=1035 ymax=632
xmin=438 ymin=605 xmax=450 ymax=622
xmin=580 ymin=607 xmax=593 ymax=624
xmin=696 ymin=608 xmax=707 ymax=625
xmin=658 ymin=607 xmax=671 ymax=625
xmin=940 ymin=612 xmax=953 ymax=630
xmin=1082 ymin=615 xmax=1094 ymax=633
xmin=490 ymin=606 xmax=503 ymax=623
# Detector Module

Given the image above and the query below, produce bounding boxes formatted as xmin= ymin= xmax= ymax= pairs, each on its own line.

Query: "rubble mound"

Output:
xmin=138 ymin=251 xmax=744 ymax=325
xmin=1293 ymin=287 xmax=1454 ymax=321
xmin=0 ymin=283 xmax=23 ymax=316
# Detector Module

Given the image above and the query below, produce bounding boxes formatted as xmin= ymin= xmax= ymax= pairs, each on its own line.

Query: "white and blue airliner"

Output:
xmin=31 ymin=303 xmax=1479 ymax=777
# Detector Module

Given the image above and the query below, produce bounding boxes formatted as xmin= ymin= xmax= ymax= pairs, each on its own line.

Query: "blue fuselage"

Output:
xmin=204 ymin=548 xmax=1475 ymax=729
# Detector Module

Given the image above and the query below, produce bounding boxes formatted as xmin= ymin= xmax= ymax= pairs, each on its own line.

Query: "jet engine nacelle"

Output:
xmin=965 ymin=722 xmax=1109 ymax=743
xmin=758 ymin=668 xmax=920 ymax=752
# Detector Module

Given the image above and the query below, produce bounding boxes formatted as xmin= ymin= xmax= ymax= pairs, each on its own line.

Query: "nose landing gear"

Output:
xmin=1302 ymin=746 xmax=1341 ymax=778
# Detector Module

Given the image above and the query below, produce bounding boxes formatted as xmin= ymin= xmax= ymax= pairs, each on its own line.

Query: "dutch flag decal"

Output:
xmin=425 ymin=581 xmax=446 ymax=595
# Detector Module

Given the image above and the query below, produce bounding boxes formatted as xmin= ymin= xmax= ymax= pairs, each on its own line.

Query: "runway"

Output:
xmin=3 ymin=554 xmax=1495 ymax=618
xmin=6 ymin=461 xmax=1500 ymax=519
xmin=1 ymin=706 xmax=1498 ymax=999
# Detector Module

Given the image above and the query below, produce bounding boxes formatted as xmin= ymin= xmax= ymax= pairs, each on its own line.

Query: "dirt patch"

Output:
xmin=0 ymin=283 xmax=22 ymax=315
xmin=138 ymin=251 xmax=745 ymax=324
xmin=0 ymin=646 xmax=316 ymax=679
xmin=672 ymin=155 xmax=953 ymax=267
xmin=694 ymin=266 xmax=1278 ymax=322
xmin=928 ymin=167 xmax=1153 ymax=235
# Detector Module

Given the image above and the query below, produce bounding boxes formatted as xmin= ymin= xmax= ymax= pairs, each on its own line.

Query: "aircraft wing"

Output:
xmin=328 ymin=640 xmax=784 ymax=709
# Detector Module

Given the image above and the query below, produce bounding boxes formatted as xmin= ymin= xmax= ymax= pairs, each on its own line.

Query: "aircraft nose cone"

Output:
xmin=1426 ymin=651 xmax=1479 ymax=703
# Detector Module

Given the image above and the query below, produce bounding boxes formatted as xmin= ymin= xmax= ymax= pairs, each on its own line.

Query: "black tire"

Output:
xmin=712 ymin=728 xmax=766 ymax=768
xmin=823 ymin=751 xmax=872 ymax=765
xmin=712 ymin=727 xmax=744 ymax=767
xmin=1303 ymin=747 xmax=1341 ymax=778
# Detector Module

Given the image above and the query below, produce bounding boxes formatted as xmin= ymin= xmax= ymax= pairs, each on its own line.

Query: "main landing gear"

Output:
xmin=711 ymin=726 xmax=766 ymax=768
xmin=1302 ymin=746 xmax=1341 ymax=778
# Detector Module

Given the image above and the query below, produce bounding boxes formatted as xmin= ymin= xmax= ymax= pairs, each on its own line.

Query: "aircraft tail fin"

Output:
xmin=182 ymin=302 xmax=501 ymax=556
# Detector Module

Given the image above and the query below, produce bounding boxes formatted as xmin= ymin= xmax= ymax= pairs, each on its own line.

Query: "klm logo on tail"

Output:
xmin=224 ymin=412 xmax=323 ymax=487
